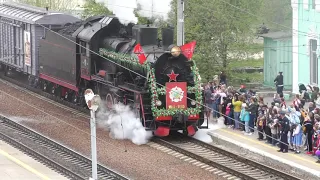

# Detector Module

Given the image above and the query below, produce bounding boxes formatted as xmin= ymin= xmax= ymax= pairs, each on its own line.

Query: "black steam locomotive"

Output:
xmin=0 ymin=3 xmax=207 ymax=136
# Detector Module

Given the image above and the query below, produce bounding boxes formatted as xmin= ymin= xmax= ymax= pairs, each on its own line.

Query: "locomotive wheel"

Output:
xmin=183 ymin=130 xmax=188 ymax=136
xmin=113 ymin=96 xmax=118 ymax=105
xmin=106 ymin=93 xmax=113 ymax=109
xmin=72 ymin=93 xmax=78 ymax=104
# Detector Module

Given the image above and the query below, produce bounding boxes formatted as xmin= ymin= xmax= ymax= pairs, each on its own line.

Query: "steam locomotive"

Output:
xmin=0 ymin=2 xmax=207 ymax=136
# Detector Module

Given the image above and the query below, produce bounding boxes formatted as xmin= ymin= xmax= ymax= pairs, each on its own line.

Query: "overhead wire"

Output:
xmin=35 ymin=19 xmax=296 ymax=148
xmin=31 ymin=0 xmax=316 ymax=153
xmin=217 ymin=0 xmax=319 ymax=39
xmin=0 ymin=89 xmax=185 ymax=180
xmin=79 ymin=0 xmax=320 ymax=39
xmin=103 ymin=3 xmax=167 ymax=15
xmin=0 ymin=0 xmax=313 ymax=175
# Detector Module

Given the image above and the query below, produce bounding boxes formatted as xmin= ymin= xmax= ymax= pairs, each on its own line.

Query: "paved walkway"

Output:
xmin=208 ymin=125 xmax=320 ymax=178
xmin=0 ymin=140 xmax=68 ymax=180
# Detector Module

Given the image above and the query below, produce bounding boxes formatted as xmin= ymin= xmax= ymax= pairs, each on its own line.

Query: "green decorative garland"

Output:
xmin=148 ymin=62 xmax=203 ymax=117
xmin=99 ymin=48 xmax=203 ymax=117
xmin=99 ymin=48 xmax=147 ymax=70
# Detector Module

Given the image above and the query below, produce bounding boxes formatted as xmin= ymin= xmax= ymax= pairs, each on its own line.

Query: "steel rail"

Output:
xmin=0 ymin=116 xmax=129 ymax=180
xmin=152 ymin=133 xmax=301 ymax=180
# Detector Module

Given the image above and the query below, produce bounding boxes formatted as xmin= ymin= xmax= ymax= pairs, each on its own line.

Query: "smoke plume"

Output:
xmin=95 ymin=0 xmax=171 ymax=24
xmin=96 ymin=103 xmax=153 ymax=145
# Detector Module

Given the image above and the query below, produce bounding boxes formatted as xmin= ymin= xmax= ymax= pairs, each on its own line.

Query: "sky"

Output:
xmin=96 ymin=0 xmax=172 ymax=23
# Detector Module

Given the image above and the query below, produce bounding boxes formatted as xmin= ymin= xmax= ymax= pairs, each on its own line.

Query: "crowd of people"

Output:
xmin=203 ymin=72 xmax=320 ymax=163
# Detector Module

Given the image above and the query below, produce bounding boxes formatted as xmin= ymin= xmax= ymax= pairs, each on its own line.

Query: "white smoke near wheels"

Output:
xmin=96 ymin=103 xmax=153 ymax=145
xmin=192 ymin=117 xmax=226 ymax=143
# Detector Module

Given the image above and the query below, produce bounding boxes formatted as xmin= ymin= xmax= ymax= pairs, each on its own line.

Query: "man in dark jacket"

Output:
xmin=278 ymin=111 xmax=290 ymax=153
xmin=247 ymin=97 xmax=258 ymax=132
xmin=274 ymin=72 xmax=284 ymax=96
xmin=220 ymin=71 xmax=227 ymax=85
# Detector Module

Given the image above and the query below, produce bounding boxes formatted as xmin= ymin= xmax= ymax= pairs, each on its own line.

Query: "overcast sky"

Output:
xmin=96 ymin=0 xmax=172 ymax=23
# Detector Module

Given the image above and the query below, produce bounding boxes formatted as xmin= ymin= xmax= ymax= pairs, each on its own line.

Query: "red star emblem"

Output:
xmin=167 ymin=70 xmax=179 ymax=82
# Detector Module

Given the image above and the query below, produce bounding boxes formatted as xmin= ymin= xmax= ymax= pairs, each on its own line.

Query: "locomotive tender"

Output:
xmin=0 ymin=2 xmax=207 ymax=136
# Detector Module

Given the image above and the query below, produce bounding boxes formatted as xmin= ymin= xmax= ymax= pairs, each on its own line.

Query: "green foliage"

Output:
xmin=228 ymin=58 xmax=263 ymax=68
xmin=259 ymin=0 xmax=292 ymax=31
xmin=168 ymin=0 xmax=263 ymax=82
xmin=230 ymin=72 xmax=263 ymax=84
xmin=134 ymin=3 xmax=168 ymax=38
xmin=134 ymin=3 xmax=152 ymax=25
xmin=82 ymin=0 xmax=112 ymax=19
xmin=14 ymin=0 xmax=78 ymax=11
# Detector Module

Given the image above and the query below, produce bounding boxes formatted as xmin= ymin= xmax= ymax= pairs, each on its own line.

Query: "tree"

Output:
xmin=13 ymin=0 xmax=78 ymax=11
xmin=133 ymin=3 xmax=168 ymax=38
xmin=259 ymin=0 xmax=292 ymax=31
xmin=168 ymin=0 xmax=263 ymax=81
xmin=82 ymin=0 xmax=113 ymax=19
xmin=134 ymin=3 xmax=153 ymax=25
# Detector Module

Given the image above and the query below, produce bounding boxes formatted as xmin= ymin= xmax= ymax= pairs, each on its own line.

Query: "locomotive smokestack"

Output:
xmin=161 ymin=27 xmax=174 ymax=50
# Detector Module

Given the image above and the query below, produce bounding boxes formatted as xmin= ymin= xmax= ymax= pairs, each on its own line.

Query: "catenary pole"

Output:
xmin=90 ymin=109 xmax=98 ymax=180
xmin=85 ymin=89 xmax=101 ymax=180
xmin=177 ymin=0 xmax=185 ymax=46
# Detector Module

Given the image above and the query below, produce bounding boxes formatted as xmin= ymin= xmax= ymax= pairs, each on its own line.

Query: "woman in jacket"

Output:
xmin=240 ymin=104 xmax=251 ymax=135
xmin=304 ymin=117 xmax=314 ymax=155
xmin=247 ymin=97 xmax=258 ymax=132
xmin=232 ymin=94 xmax=242 ymax=129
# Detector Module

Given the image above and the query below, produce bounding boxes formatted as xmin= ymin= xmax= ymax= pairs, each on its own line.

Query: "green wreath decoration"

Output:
xmin=99 ymin=48 xmax=203 ymax=117
xmin=148 ymin=64 xmax=202 ymax=117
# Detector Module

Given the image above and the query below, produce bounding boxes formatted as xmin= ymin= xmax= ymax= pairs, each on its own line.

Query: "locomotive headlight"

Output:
xmin=156 ymin=100 xmax=162 ymax=106
xmin=170 ymin=46 xmax=181 ymax=57
xmin=191 ymin=100 xmax=196 ymax=106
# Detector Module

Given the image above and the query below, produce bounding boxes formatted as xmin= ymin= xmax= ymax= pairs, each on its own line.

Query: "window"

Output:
xmin=312 ymin=0 xmax=316 ymax=9
xmin=310 ymin=39 xmax=318 ymax=84
xmin=80 ymin=41 xmax=86 ymax=55
xmin=86 ymin=43 xmax=90 ymax=57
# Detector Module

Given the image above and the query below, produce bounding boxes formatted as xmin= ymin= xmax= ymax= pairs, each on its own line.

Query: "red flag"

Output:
xmin=133 ymin=43 xmax=147 ymax=64
xmin=180 ymin=41 xmax=196 ymax=60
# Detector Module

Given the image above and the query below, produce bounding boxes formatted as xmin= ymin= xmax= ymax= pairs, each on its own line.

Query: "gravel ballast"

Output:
xmin=0 ymin=80 xmax=222 ymax=180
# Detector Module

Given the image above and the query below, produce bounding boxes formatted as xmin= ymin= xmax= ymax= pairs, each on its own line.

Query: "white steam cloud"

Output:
xmin=96 ymin=103 xmax=153 ymax=145
xmin=95 ymin=0 xmax=172 ymax=24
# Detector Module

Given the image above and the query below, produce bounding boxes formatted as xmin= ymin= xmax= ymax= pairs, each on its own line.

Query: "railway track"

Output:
xmin=150 ymin=133 xmax=301 ymax=180
xmin=0 ymin=75 xmax=303 ymax=180
xmin=0 ymin=76 xmax=90 ymax=122
xmin=0 ymin=115 xmax=128 ymax=180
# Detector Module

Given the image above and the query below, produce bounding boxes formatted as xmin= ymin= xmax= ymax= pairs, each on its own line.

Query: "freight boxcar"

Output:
xmin=0 ymin=2 xmax=79 ymax=77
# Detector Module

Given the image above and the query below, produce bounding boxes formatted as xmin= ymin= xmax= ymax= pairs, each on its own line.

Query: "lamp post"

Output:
xmin=84 ymin=89 xmax=101 ymax=180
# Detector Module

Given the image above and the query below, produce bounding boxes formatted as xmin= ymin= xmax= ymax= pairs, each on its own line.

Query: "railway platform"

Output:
xmin=207 ymin=122 xmax=320 ymax=179
xmin=0 ymin=139 xmax=68 ymax=180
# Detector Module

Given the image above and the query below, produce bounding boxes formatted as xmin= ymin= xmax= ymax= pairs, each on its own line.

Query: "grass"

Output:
xmin=230 ymin=72 xmax=264 ymax=84
xmin=228 ymin=58 xmax=264 ymax=68
xmin=228 ymin=58 xmax=264 ymax=84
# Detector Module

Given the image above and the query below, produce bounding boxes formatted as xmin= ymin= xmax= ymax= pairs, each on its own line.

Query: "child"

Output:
xmin=316 ymin=148 xmax=320 ymax=163
xmin=239 ymin=102 xmax=247 ymax=132
xmin=226 ymin=103 xmax=232 ymax=128
xmin=292 ymin=123 xmax=303 ymax=153
xmin=257 ymin=113 xmax=266 ymax=140
xmin=270 ymin=118 xmax=279 ymax=146
xmin=241 ymin=105 xmax=251 ymax=135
